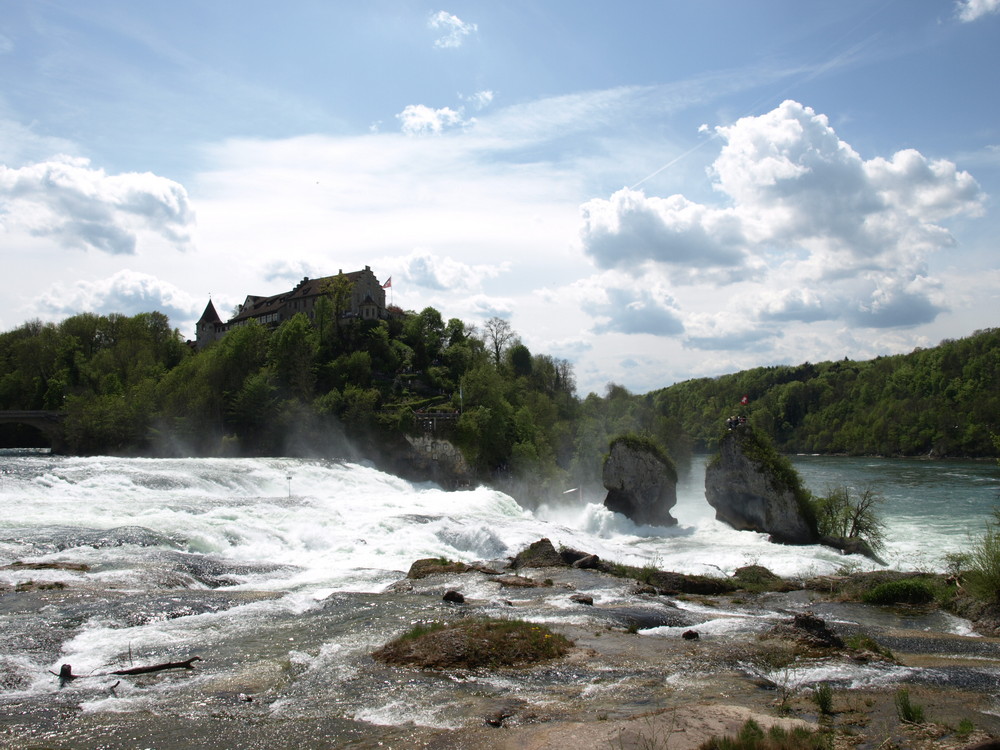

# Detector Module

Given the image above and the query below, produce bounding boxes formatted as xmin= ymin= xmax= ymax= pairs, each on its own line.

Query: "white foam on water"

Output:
xmin=642 ymin=615 xmax=774 ymax=638
xmin=2 ymin=452 xmax=994 ymax=730
xmin=350 ymin=699 xmax=463 ymax=730
xmin=0 ymin=452 xmax=962 ymax=622
xmin=766 ymin=662 xmax=919 ymax=691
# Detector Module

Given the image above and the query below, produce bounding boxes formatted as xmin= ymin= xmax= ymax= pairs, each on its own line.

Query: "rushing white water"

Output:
xmin=2 ymin=453 xmax=997 ymax=599
xmin=1 ymin=450 xmax=999 ymax=744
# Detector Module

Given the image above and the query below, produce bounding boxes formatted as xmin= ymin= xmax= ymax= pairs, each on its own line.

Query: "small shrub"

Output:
xmin=373 ymin=617 xmax=572 ymax=669
xmin=967 ymin=510 xmax=1000 ymax=602
xmin=861 ymin=579 xmax=935 ymax=605
xmin=943 ymin=551 xmax=971 ymax=579
xmin=956 ymin=717 xmax=974 ymax=738
xmin=811 ymin=484 xmax=886 ymax=553
xmin=398 ymin=620 xmax=445 ymax=641
xmin=698 ymin=718 xmax=830 ymax=749
xmin=733 ymin=565 xmax=781 ymax=588
xmin=844 ymin=633 xmax=894 ymax=660
xmin=738 ymin=719 xmax=764 ymax=744
xmin=894 ymin=688 xmax=925 ymax=724
xmin=812 ymin=682 xmax=834 ymax=715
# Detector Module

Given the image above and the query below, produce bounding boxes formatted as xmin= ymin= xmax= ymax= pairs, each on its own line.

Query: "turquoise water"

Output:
xmin=790 ymin=455 xmax=1000 ymax=569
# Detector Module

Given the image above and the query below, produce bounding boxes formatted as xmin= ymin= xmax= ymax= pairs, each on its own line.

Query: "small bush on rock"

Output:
xmin=811 ymin=485 xmax=886 ymax=553
xmin=372 ymin=617 xmax=571 ymax=669
xmin=861 ymin=578 xmax=935 ymax=605
xmin=894 ymin=688 xmax=925 ymax=724
xmin=698 ymin=718 xmax=830 ymax=749
xmin=968 ymin=510 xmax=1000 ymax=602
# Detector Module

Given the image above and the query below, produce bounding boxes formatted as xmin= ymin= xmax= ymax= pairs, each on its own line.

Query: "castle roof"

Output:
xmin=197 ymin=300 xmax=222 ymax=325
xmin=225 ymin=268 xmax=379 ymax=325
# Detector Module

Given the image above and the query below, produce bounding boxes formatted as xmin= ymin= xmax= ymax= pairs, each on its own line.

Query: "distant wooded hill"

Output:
xmin=649 ymin=328 xmax=1000 ymax=457
xmin=1 ymin=309 xmax=996 ymax=501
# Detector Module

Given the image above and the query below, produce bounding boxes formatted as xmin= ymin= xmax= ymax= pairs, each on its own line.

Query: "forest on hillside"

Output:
xmin=652 ymin=328 xmax=1000 ymax=457
xmin=0 ymin=304 xmax=997 ymax=501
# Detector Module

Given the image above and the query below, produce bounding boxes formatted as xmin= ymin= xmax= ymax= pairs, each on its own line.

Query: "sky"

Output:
xmin=1 ymin=0 xmax=999 ymax=396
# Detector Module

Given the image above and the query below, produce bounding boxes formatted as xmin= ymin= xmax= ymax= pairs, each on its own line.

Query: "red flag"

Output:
xmin=382 ymin=277 xmax=392 ymax=289
xmin=740 ymin=394 xmax=749 ymax=405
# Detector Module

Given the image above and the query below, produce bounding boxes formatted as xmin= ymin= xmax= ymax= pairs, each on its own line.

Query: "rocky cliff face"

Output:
xmin=400 ymin=435 xmax=474 ymax=488
xmin=704 ymin=428 xmax=816 ymax=545
xmin=367 ymin=434 xmax=474 ymax=489
xmin=602 ymin=437 xmax=678 ymax=527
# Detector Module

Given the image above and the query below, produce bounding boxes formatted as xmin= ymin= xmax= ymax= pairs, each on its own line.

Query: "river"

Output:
xmin=0 ymin=451 xmax=998 ymax=747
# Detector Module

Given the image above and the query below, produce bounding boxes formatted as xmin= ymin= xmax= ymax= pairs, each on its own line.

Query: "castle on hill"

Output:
xmin=195 ymin=266 xmax=389 ymax=349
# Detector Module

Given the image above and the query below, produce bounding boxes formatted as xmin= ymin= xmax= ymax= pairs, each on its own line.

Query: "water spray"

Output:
xmin=563 ymin=487 xmax=583 ymax=503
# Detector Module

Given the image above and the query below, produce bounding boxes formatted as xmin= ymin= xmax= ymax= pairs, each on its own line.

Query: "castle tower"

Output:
xmin=196 ymin=300 xmax=223 ymax=349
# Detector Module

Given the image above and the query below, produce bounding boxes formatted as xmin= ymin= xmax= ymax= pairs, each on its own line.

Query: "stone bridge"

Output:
xmin=0 ymin=411 xmax=67 ymax=453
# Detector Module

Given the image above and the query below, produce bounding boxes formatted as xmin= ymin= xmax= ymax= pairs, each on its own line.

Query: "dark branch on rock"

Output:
xmin=51 ymin=656 xmax=202 ymax=686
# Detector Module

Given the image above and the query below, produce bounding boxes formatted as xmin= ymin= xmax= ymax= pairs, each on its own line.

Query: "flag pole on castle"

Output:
xmin=382 ymin=276 xmax=393 ymax=306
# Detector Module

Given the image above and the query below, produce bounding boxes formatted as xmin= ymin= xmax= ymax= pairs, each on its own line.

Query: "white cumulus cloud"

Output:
xmin=392 ymin=248 xmax=508 ymax=292
xmin=38 ymin=269 xmax=199 ymax=321
xmin=573 ymin=273 xmax=685 ymax=337
xmin=0 ymin=156 xmax=195 ymax=255
xmin=578 ymin=100 xmax=985 ymax=334
xmin=580 ymin=189 xmax=747 ymax=275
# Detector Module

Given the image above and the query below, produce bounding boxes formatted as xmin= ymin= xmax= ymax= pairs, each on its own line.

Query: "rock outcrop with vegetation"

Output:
xmin=704 ymin=426 xmax=817 ymax=544
xmin=601 ymin=434 xmax=678 ymax=527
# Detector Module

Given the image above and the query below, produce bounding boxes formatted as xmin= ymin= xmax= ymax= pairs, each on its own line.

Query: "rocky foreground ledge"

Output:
xmin=4 ymin=539 xmax=1000 ymax=750
xmin=384 ymin=538 xmax=1000 ymax=750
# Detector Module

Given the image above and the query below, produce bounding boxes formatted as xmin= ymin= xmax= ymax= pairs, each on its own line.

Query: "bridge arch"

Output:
xmin=0 ymin=411 xmax=68 ymax=453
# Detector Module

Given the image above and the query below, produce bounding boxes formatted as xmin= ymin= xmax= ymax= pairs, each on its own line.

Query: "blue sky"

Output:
xmin=2 ymin=1 xmax=998 ymax=395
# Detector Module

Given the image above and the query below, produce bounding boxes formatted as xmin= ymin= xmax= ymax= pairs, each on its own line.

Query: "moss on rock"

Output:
xmin=372 ymin=617 xmax=572 ymax=669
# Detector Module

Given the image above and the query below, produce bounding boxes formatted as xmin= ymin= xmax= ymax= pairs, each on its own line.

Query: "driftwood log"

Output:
xmin=51 ymin=657 xmax=201 ymax=686
xmin=111 ymin=657 xmax=202 ymax=675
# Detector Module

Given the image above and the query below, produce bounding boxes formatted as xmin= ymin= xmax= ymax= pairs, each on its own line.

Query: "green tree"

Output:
xmin=402 ymin=307 xmax=445 ymax=370
xmin=508 ymin=343 xmax=532 ymax=378
xmin=812 ymin=485 xmax=886 ymax=552
xmin=483 ymin=316 xmax=515 ymax=367
xmin=269 ymin=313 xmax=318 ymax=401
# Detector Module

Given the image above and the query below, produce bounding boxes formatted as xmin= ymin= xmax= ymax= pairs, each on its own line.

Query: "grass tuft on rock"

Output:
xmin=861 ymin=578 xmax=936 ymax=605
xmin=372 ymin=617 xmax=572 ymax=670
xmin=698 ymin=718 xmax=830 ymax=749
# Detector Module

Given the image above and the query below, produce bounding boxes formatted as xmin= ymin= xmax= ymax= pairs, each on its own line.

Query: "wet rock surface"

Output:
xmin=1 ymin=543 xmax=1000 ymax=749
xmin=704 ymin=428 xmax=815 ymax=544
xmin=601 ymin=437 xmax=678 ymax=527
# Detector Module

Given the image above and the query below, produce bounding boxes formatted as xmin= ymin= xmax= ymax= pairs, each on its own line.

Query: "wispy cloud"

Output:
xmin=428 ymin=10 xmax=477 ymax=49
xmin=956 ymin=0 xmax=1000 ymax=22
xmin=396 ymin=104 xmax=467 ymax=135
xmin=464 ymin=90 xmax=495 ymax=110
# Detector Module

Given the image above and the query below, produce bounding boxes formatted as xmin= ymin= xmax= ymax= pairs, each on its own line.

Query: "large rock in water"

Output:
xmin=704 ymin=428 xmax=816 ymax=545
xmin=602 ymin=436 xmax=678 ymax=527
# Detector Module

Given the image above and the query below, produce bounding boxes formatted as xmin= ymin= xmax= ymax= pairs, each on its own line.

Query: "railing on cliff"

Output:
xmin=414 ymin=410 xmax=460 ymax=434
